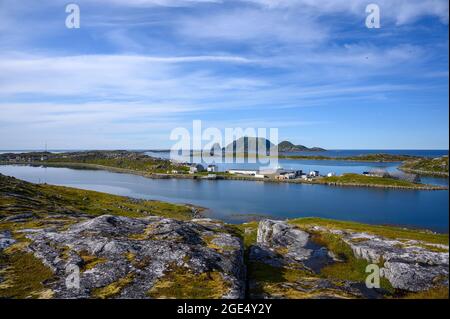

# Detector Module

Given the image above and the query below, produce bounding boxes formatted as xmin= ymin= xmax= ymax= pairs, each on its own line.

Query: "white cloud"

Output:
xmin=242 ymin=0 xmax=449 ymax=25
xmin=179 ymin=7 xmax=328 ymax=44
xmin=0 ymin=54 xmax=260 ymax=98
xmin=85 ymin=0 xmax=449 ymax=25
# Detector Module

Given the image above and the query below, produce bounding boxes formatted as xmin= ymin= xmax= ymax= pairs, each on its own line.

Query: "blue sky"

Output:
xmin=0 ymin=0 xmax=448 ymax=149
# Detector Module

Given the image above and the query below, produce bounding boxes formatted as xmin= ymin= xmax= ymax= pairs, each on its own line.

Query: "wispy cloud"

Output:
xmin=0 ymin=0 xmax=447 ymax=149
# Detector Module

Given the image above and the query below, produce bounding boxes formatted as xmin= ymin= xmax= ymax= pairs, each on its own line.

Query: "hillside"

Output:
xmin=400 ymin=156 xmax=449 ymax=177
xmin=223 ymin=137 xmax=275 ymax=154
xmin=278 ymin=141 xmax=326 ymax=152
xmin=221 ymin=138 xmax=325 ymax=154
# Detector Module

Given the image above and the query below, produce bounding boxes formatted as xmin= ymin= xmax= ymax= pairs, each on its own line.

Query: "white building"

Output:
xmin=228 ymin=169 xmax=259 ymax=176
xmin=207 ymin=165 xmax=218 ymax=173
xmin=327 ymin=172 xmax=336 ymax=177
xmin=189 ymin=164 xmax=205 ymax=174
xmin=309 ymin=170 xmax=320 ymax=177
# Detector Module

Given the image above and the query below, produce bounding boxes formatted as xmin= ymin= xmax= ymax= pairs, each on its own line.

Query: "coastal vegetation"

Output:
xmin=289 ymin=218 xmax=449 ymax=247
xmin=0 ymin=173 xmax=196 ymax=224
xmin=0 ymin=150 xmax=446 ymax=190
xmin=45 ymin=151 xmax=188 ymax=174
xmin=241 ymin=218 xmax=447 ymax=299
xmin=316 ymin=173 xmax=438 ymax=190
xmin=399 ymin=156 xmax=449 ymax=177
xmin=280 ymin=153 xmax=418 ymax=162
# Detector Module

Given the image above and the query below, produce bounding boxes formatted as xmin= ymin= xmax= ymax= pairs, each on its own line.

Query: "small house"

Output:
xmin=189 ymin=164 xmax=205 ymax=174
xmin=309 ymin=170 xmax=320 ymax=177
xmin=207 ymin=165 xmax=218 ymax=173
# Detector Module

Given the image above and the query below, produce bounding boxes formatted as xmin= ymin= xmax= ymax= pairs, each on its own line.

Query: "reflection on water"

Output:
xmin=0 ymin=165 xmax=448 ymax=232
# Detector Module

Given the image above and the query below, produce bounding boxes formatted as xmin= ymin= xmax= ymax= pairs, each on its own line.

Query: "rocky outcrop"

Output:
xmin=252 ymin=220 xmax=334 ymax=272
xmin=24 ymin=215 xmax=245 ymax=299
xmin=249 ymin=220 xmax=449 ymax=298
xmin=340 ymin=230 xmax=449 ymax=292
xmin=248 ymin=220 xmax=382 ymax=299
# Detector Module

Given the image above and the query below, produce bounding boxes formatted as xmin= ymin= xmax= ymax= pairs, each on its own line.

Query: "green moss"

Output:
xmin=129 ymin=224 xmax=156 ymax=240
xmin=122 ymin=252 xmax=151 ymax=269
xmin=247 ymin=262 xmax=343 ymax=299
xmin=79 ymin=250 xmax=107 ymax=271
xmin=91 ymin=273 xmax=135 ymax=299
xmin=232 ymin=222 xmax=258 ymax=249
xmin=290 ymin=217 xmax=449 ymax=246
xmin=201 ymin=234 xmax=235 ymax=252
xmin=308 ymin=231 xmax=394 ymax=293
xmin=147 ymin=266 xmax=230 ymax=299
xmin=124 ymin=252 xmax=136 ymax=262
xmin=0 ymin=251 xmax=54 ymax=299
xmin=202 ymin=234 xmax=222 ymax=251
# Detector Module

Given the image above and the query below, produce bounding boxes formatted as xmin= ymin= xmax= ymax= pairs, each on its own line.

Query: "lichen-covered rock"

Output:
xmin=253 ymin=219 xmax=335 ymax=272
xmin=257 ymin=219 xmax=310 ymax=248
xmin=248 ymin=220 xmax=449 ymax=298
xmin=342 ymin=233 xmax=449 ymax=292
xmin=248 ymin=220 xmax=377 ymax=299
xmin=24 ymin=215 xmax=245 ymax=299
xmin=381 ymin=261 xmax=447 ymax=292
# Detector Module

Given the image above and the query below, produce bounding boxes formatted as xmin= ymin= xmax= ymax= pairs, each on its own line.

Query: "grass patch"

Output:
xmin=290 ymin=217 xmax=449 ymax=246
xmin=0 ymin=251 xmax=54 ymax=299
xmin=247 ymin=262 xmax=346 ymax=299
xmin=308 ymin=231 xmax=394 ymax=293
xmin=147 ymin=266 xmax=230 ymax=299
xmin=0 ymin=174 xmax=195 ymax=224
xmin=318 ymin=173 xmax=426 ymax=188
xmin=79 ymin=250 xmax=107 ymax=271
xmin=129 ymin=224 xmax=157 ymax=240
xmin=45 ymin=151 xmax=185 ymax=174
xmin=400 ymin=157 xmax=448 ymax=176
xmin=232 ymin=222 xmax=258 ymax=250
xmin=91 ymin=273 xmax=135 ymax=299
xmin=201 ymin=234 xmax=236 ymax=253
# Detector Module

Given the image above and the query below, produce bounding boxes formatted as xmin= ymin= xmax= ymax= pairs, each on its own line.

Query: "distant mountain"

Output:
xmin=277 ymin=141 xmax=326 ymax=152
xmin=219 ymin=138 xmax=325 ymax=154
xmin=223 ymin=137 xmax=275 ymax=154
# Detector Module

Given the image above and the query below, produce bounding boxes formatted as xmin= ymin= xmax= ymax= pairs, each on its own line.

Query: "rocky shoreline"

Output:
xmin=0 ymin=174 xmax=448 ymax=299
